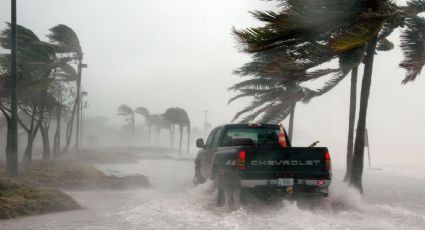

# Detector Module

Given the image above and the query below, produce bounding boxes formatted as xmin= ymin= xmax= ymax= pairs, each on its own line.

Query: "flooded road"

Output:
xmin=2 ymin=157 xmax=425 ymax=230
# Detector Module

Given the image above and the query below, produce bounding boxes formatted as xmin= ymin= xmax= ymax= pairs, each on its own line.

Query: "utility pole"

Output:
xmin=8 ymin=0 xmax=19 ymax=177
xmin=80 ymin=90 xmax=83 ymax=147
xmin=80 ymin=90 xmax=87 ymax=148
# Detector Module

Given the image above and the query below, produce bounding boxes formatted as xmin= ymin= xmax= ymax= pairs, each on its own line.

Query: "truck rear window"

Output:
xmin=220 ymin=128 xmax=281 ymax=147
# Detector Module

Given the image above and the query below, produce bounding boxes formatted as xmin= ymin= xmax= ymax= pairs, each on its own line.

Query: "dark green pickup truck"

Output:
xmin=194 ymin=123 xmax=332 ymax=206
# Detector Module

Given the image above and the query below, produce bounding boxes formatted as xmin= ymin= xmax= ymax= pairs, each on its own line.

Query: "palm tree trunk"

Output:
xmin=179 ymin=125 xmax=183 ymax=154
xmin=63 ymin=99 xmax=77 ymax=152
xmin=168 ymin=125 xmax=171 ymax=146
xmin=288 ymin=102 xmax=296 ymax=142
xmin=148 ymin=124 xmax=151 ymax=145
xmin=171 ymin=124 xmax=175 ymax=148
xmin=22 ymin=128 xmax=39 ymax=164
xmin=0 ymin=106 xmax=15 ymax=174
xmin=157 ymin=127 xmax=161 ymax=145
xmin=22 ymin=106 xmax=43 ymax=164
xmin=169 ymin=127 xmax=173 ymax=147
xmin=344 ymin=67 xmax=358 ymax=182
xmin=23 ymin=134 xmax=35 ymax=163
xmin=53 ymin=102 xmax=61 ymax=158
xmin=186 ymin=124 xmax=191 ymax=153
xmin=349 ymin=36 xmax=378 ymax=193
xmin=40 ymin=124 xmax=51 ymax=160
xmin=131 ymin=115 xmax=135 ymax=145
xmin=155 ymin=126 xmax=160 ymax=145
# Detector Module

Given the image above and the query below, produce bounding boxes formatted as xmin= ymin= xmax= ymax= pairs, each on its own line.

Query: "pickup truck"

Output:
xmin=194 ymin=123 xmax=331 ymax=206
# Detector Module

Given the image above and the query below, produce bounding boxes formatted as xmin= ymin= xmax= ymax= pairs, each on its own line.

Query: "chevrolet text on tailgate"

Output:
xmin=194 ymin=123 xmax=332 ymax=207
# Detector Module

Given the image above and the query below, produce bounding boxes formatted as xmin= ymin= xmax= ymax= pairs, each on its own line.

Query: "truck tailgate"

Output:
xmin=241 ymin=147 xmax=330 ymax=180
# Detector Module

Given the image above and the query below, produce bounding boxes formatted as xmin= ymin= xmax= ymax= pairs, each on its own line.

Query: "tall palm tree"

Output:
xmin=47 ymin=24 xmax=84 ymax=152
xmin=117 ymin=104 xmax=135 ymax=141
xmin=52 ymin=63 xmax=78 ymax=157
xmin=233 ymin=0 xmax=425 ymax=192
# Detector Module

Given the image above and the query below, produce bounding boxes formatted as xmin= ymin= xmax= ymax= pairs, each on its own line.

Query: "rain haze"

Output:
xmin=1 ymin=0 xmax=425 ymax=229
xmin=1 ymin=0 xmax=424 ymax=166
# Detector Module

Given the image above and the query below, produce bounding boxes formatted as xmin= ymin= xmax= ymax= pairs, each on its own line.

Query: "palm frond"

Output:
xmin=228 ymin=77 xmax=278 ymax=91
xmin=117 ymin=104 xmax=134 ymax=116
xmin=376 ymin=37 xmax=394 ymax=51
xmin=47 ymin=24 xmax=81 ymax=54
xmin=404 ymin=0 xmax=425 ymax=16
xmin=250 ymin=10 xmax=289 ymax=25
xmin=57 ymin=63 xmax=77 ymax=79
xmin=399 ymin=16 xmax=425 ymax=83
xmin=329 ymin=20 xmax=384 ymax=53
xmin=135 ymin=107 xmax=150 ymax=118
xmin=314 ymin=46 xmax=364 ymax=96
xmin=228 ymin=92 xmax=252 ymax=105
xmin=258 ymin=101 xmax=294 ymax=124
xmin=239 ymin=101 xmax=277 ymax=123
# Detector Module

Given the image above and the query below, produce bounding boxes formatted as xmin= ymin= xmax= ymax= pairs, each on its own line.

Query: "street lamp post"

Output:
xmin=7 ymin=0 xmax=19 ymax=177
xmin=75 ymin=62 xmax=87 ymax=151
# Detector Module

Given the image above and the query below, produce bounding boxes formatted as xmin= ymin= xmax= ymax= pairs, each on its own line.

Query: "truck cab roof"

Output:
xmin=219 ymin=123 xmax=280 ymax=129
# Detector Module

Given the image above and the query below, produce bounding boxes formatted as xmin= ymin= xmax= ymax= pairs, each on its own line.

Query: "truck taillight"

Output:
xmin=317 ymin=180 xmax=326 ymax=186
xmin=325 ymin=151 xmax=331 ymax=171
xmin=237 ymin=150 xmax=246 ymax=170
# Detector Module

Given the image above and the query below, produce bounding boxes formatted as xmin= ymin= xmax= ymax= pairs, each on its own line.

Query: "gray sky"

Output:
xmin=1 ymin=0 xmax=424 ymax=167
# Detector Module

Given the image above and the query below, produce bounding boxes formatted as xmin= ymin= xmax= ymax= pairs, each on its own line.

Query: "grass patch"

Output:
xmin=20 ymin=160 xmax=150 ymax=190
xmin=0 ymin=179 xmax=80 ymax=219
xmin=63 ymin=149 xmax=141 ymax=164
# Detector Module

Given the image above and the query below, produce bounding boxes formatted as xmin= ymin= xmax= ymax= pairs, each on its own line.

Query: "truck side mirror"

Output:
xmin=196 ymin=138 xmax=205 ymax=148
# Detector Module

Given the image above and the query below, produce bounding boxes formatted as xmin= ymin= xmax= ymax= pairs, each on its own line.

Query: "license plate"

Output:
xmin=277 ymin=178 xmax=294 ymax=187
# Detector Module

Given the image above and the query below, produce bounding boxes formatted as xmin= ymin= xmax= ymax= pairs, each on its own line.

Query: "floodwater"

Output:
xmin=1 ymin=155 xmax=425 ymax=230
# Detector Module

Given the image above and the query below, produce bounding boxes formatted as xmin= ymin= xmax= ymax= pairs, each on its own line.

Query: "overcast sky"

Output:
xmin=1 ymin=0 xmax=424 ymax=167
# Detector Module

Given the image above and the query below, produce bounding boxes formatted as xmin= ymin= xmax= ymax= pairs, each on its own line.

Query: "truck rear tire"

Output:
xmin=215 ymin=172 xmax=241 ymax=209
xmin=193 ymin=159 xmax=205 ymax=185
xmin=216 ymin=172 xmax=225 ymax=206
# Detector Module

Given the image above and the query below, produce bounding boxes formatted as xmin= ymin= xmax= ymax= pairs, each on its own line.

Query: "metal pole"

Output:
xmin=80 ymin=91 xmax=83 ymax=147
xmin=8 ymin=0 xmax=18 ymax=177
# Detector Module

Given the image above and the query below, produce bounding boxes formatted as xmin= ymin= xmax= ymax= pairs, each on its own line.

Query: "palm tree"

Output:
xmin=163 ymin=107 xmax=190 ymax=154
xmin=233 ymin=0 xmax=425 ymax=192
xmin=47 ymin=24 xmax=84 ymax=152
xmin=0 ymin=23 xmax=59 ymax=164
xmin=52 ymin=63 xmax=78 ymax=157
xmin=117 ymin=104 xmax=135 ymax=141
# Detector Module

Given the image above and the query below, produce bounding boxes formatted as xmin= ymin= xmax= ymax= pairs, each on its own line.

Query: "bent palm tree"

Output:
xmin=163 ymin=107 xmax=191 ymax=154
xmin=135 ymin=107 xmax=152 ymax=144
xmin=233 ymin=0 xmax=425 ymax=192
xmin=47 ymin=24 xmax=84 ymax=152
xmin=117 ymin=104 xmax=135 ymax=141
